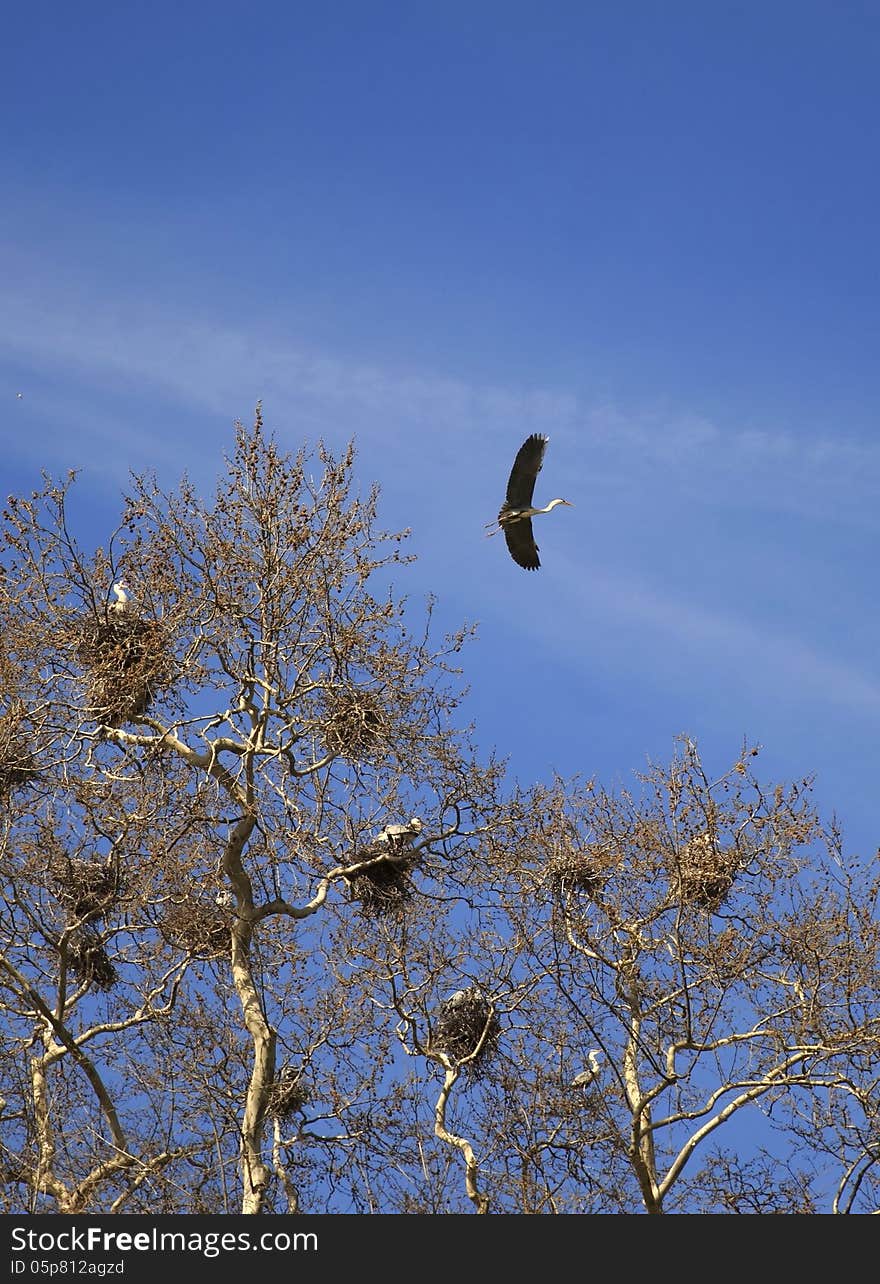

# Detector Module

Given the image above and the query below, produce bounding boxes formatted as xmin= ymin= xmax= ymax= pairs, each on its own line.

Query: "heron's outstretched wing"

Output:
xmin=504 ymin=518 xmax=540 ymax=570
xmin=505 ymin=433 xmax=547 ymax=508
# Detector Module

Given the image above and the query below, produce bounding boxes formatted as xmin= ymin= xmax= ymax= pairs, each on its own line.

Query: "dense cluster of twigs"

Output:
xmin=76 ymin=612 xmax=173 ymax=728
xmin=545 ymin=844 xmax=616 ymax=898
xmin=429 ymin=986 xmax=501 ymax=1077
xmin=669 ymin=832 xmax=739 ymax=909
xmin=50 ymin=858 xmax=122 ymax=992
xmin=65 ymin=927 xmax=117 ymax=991
xmin=0 ymin=711 xmax=40 ymax=799
xmin=322 ymin=687 xmax=387 ymax=758
xmin=50 ymin=858 xmax=121 ymax=922
xmin=159 ymin=901 xmax=231 ymax=958
xmin=266 ymin=1065 xmax=311 ymax=1120
xmin=343 ymin=836 xmax=420 ymax=918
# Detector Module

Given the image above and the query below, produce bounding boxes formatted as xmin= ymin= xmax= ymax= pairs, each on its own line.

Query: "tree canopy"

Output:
xmin=1 ymin=414 xmax=878 ymax=1214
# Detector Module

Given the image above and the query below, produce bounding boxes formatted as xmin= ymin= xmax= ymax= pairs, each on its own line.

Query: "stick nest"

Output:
xmin=0 ymin=715 xmax=40 ymax=798
xmin=76 ymin=612 xmax=174 ymax=727
xmin=669 ymin=833 xmax=738 ymax=909
xmin=429 ymin=987 xmax=501 ymax=1076
xmin=266 ymin=1066 xmax=311 ymax=1120
xmin=545 ymin=844 xmax=616 ymax=897
xmin=66 ymin=928 xmax=118 ymax=991
xmin=159 ymin=902 xmax=231 ymax=958
xmin=323 ymin=688 xmax=388 ymax=758
xmin=343 ymin=835 xmax=421 ymax=919
xmin=51 ymin=858 xmax=122 ymax=922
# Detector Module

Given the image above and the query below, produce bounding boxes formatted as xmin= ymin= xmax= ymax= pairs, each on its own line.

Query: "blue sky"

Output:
xmin=2 ymin=1 xmax=880 ymax=861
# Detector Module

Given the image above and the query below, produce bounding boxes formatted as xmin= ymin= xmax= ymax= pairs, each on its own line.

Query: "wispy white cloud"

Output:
xmin=3 ymin=277 xmax=880 ymax=531
xmin=505 ymin=551 xmax=880 ymax=719
xmin=4 ymin=273 xmax=878 ymax=839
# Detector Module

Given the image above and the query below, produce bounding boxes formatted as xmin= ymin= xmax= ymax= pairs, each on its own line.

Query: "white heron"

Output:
xmin=374 ymin=817 xmax=423 ymax=846
xmin=445 ymin=989 xmax=469 ymax=1006
xmin=569 ymin=1050 xmax=602 ymax=1088
xmin=485 ymin=433 xmax=572 ymax=570
xmin=109 ymin=580 xmax=131 ymax=613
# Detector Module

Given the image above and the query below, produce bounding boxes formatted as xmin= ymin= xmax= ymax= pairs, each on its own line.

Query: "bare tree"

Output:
xmin=2 ymin=418 xmax=878 ymax=1214
xmin=0 ymin=412 xmax=505 ymax=1213
xmin=474 ymin=738 xmax=880 ymax=1212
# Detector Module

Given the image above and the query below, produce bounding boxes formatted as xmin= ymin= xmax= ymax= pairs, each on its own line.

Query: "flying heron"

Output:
xmin=486 ymin=433 xmax=572 ymax=570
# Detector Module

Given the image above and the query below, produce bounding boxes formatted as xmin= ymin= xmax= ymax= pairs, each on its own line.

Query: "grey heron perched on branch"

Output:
xmin=486 ymin=433 xmax=572 ymax=570
xmin=569 ymin=1050 xmax=602 ymax=1088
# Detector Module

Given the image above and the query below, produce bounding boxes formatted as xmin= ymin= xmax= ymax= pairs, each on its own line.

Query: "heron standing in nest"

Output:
xmin=109 ymin=579 xmax=132 ymax=613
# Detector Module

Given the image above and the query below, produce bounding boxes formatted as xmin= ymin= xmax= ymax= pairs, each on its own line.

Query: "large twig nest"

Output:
xmin=76 ymin=612 xmax=174 ymax=727
xmin=0 ymin=713 xmax=40 ymax=798
xmin=159 ymin=901 xmax=231 ymax=958
xmin=343 ymin=819 xmax=423 ymax=918
xmin=65 ymin=928 xmax=118 ymax=991
xmin=323 ymin=688 xmax=388 ymax=758
xmin=50 ymin=858 xmax=121 ymax=922
xmin=266 ymin=1066 xmax=311 ymax=1120
xmin=428 ymin=986 xmax=501 ymax=1077
xmin=669 ymin=832 xmax=738 ymax=909
xmin=545 ymin=844 xmax=616 ymax=897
